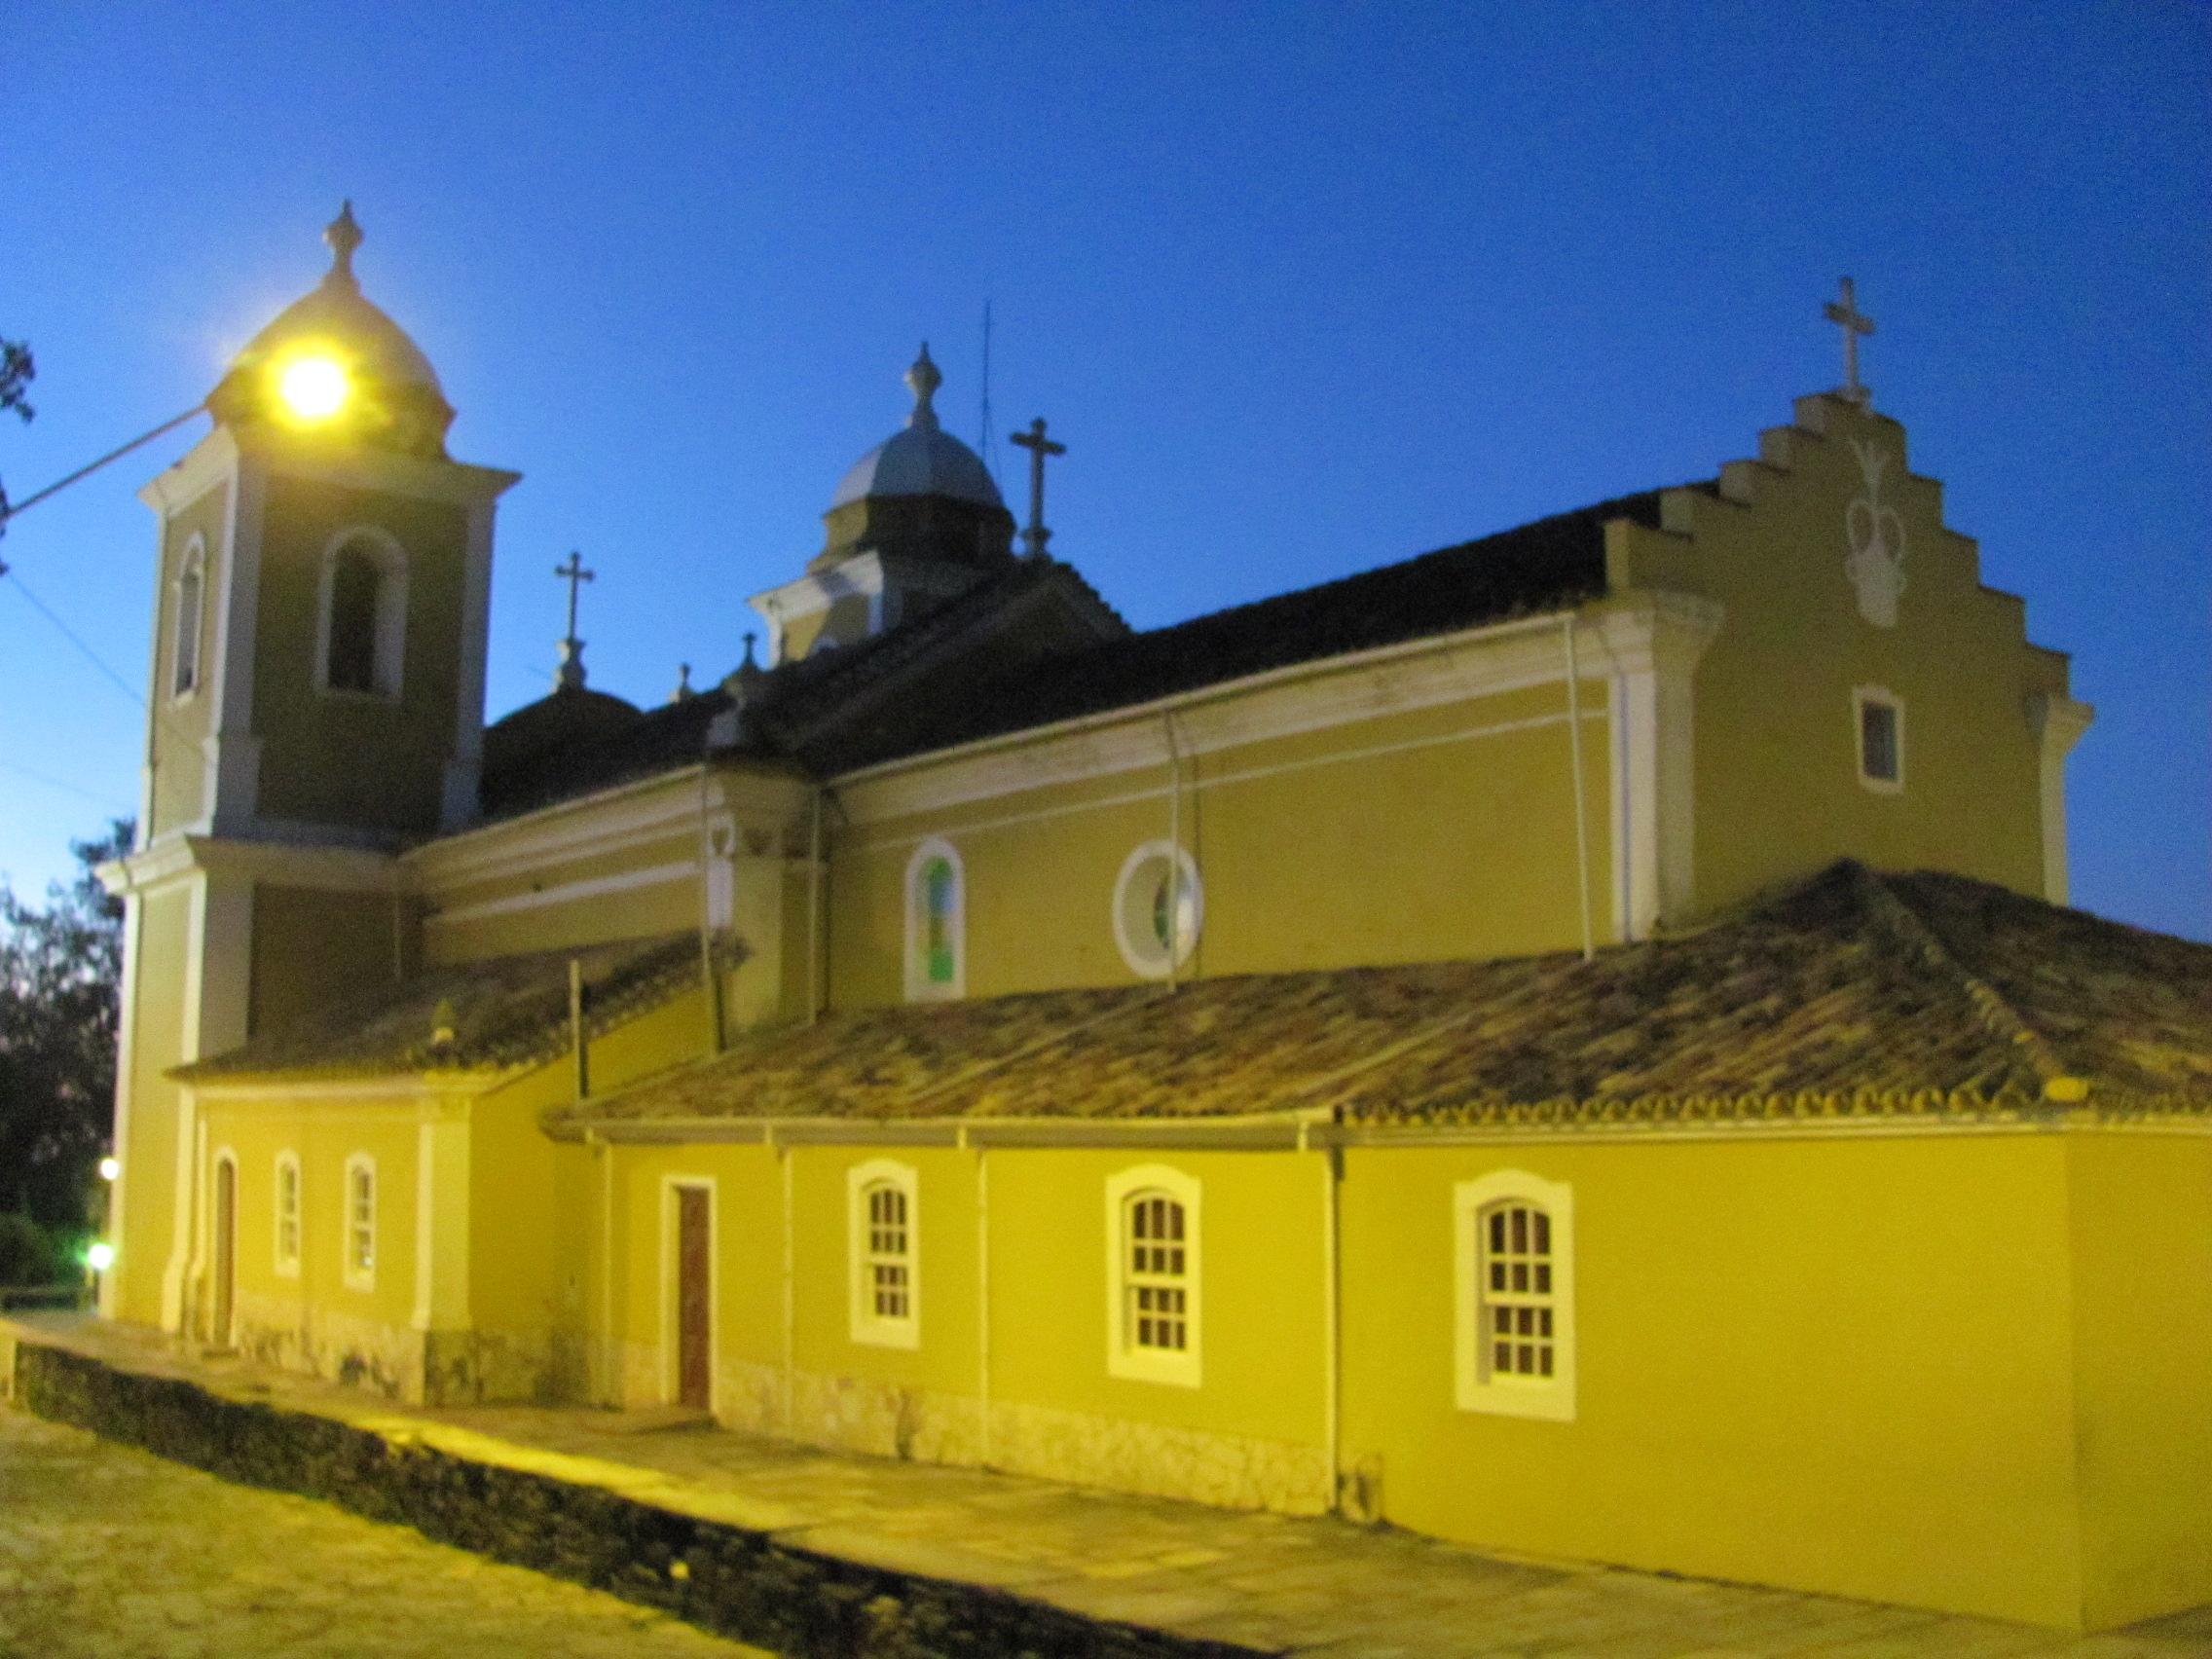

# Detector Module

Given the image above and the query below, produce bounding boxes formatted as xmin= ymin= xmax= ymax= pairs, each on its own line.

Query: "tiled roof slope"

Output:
xmin=552 ymin=865 xmax=2212 ymax=1134
xmin=478 ymin=489 xmax=1667 ymax=815
xmin=175 ymin=934 xmax=704 ymax=1082
xmin=830 ymin=490 xmax=1665 ymax=770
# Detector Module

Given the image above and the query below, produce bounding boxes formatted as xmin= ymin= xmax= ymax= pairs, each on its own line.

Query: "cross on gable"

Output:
xmin=1824 ymin=276 xmax=1875 ymax=403
xmin=1010 ymin=417 xmax=1067 ymax=560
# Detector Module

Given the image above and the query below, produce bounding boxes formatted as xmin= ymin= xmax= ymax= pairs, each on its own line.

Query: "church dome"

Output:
xmin=205 ymin=203 xmax=457 ymax=456
xmin=829 ymin=345 xmax=1005 ymax=512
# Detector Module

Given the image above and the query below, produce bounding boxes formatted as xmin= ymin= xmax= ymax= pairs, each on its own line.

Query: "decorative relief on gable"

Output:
xmin=1845 ymin=437 xmax=1906 ymax=628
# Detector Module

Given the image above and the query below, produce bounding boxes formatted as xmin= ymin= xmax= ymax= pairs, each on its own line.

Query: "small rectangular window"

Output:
xmin=1855 ymin=687 xmax=1904 ymax=793
xmin=275 ymin=1155 xmax=301 ymax=1276
xmin=1105 ymin=1165 xmax=1201 ymax=1387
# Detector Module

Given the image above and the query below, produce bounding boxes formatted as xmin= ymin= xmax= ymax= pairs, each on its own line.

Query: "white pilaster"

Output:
xmin=412 ymin=1105 xmax=472 ymax=1332
xmin=2027 ymin=692 xmax=2094 ymax=905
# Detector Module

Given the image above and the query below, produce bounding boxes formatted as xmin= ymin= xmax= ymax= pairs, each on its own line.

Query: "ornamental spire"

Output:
xmin=904 ymin=343 xmax=942 ymax=432
xmin=323 ymin=201 xmax=363 ymax=287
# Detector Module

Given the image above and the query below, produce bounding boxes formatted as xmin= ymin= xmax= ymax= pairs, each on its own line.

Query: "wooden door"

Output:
xmin=211 ymin=1159 xmax=237 ymax=1347
xmin=676 ymin=1186 xmax=712 ymax=1410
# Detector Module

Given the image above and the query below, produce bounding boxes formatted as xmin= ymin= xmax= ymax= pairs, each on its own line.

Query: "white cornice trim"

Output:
xmin=137 ymin=425 xmax=236 ymax=516
xmin=100 ymin=832 xmax=400 ymax=899
xmin=839 ymin=593 xmax=1724 ymax=827
xmin=548 ymin=1107 xmax=2208 ymax=1150
xmin=424 ymin=858 xmax=695 ymax=928
xmin=239 ymin=434 xmax=521 ymax=506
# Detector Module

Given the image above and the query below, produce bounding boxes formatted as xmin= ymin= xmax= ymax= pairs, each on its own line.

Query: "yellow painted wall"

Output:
xmin=145 ymin=481 xmax=229 ymax=838
xmin=593 ymin=1138 xmax=1330 ymax=1500
xmin=201 ymin=1097 xmax=423 ymax=1393
xmin=113 ymin=887 xmax=191 ymax=1325
xmin=1614 ymin=399 xmax=2065 ymax=914
xmin=984 ymin=1147 xmax=1329 ymax=1452
xmin=1339 ymin=1134 xmax=2084 ymax=1628
xmin=424 ymin=827 xmax=703 ymax=964
xmin=250 ymin=885 xmax=401 ymax=1039
xmin=2066 ymin=1131 xmax=2212 ymax=1630
xmin=829 ymin=680 xmax=1614 ymax=1010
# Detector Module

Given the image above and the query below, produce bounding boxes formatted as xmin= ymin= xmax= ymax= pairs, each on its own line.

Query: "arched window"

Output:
xmin=1105 ymin=1164 xmax=1201 ymax=1386
xmin=1112 ymin=840 xmax=1202 ymax=979
xmin=1456 ymin=1170 xmax=1575 ymax=1420
xmin=274 ymin=1151 xmax=302 ymax=1277
xmin=315 ymin=528 xmax=408 ymax=699
xmin=903 ymin=837 xmax=964 ymax=1001
xmin=171 ymin=535 xmax=206 ymax=700
xmin=847 ymin=1159 xmax=920 ymax=1347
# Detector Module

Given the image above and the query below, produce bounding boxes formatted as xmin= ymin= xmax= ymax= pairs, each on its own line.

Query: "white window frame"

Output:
xmin=170 ymin=534 xmax=207 ymax=702
xmin=1455 ymin=1169 xmax=1575 ymax=1421
xmin=342 ymin=1152 xmax=377 ymax=1292
xmin=903 ymin=837 xmax=966 ymax=1002
xmin=274 ymin=1150 xmax=302 ymax=1278
xmin=1852 ymin=684 xmax=1904 ymax=794
xmin=1105 ymin=1163 xmax=1201 ymax=1388
xmin=846 ymin=1159 xmax=921 ymax=1349
xmin=657 ymin=1174 xmax=719 ymax=1408
xmin=314 ymin=526 xmax=409 ymax=701
xmin=1111 ymin=839 xmax=1203 ymax=980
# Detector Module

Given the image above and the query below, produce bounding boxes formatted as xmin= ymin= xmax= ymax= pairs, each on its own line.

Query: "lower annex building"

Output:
xmin=98 ymin=210 xmax=2209 ymax=1632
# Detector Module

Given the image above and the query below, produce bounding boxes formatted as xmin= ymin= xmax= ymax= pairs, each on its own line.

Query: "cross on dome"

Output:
xmin=1824 ymin=276 xmax=1875 ymax=404
xmin=554 ymin=550 xmax=596 ymax=688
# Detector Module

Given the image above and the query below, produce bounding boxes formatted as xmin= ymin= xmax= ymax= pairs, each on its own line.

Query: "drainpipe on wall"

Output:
xmin=1563 ymin=614 xmax=1595 ymax=963
xmin=807 ymin=786 xmax=825 ymax=1025
xmin=1164 ymin=713 xmax=1185 ymax=992
xmin=971 ymin=1125 xmax=993 ymax=1465
xmin=1302 ymin=1113 xmax=1344 ymax=1514
xmin=568 ymin=958 xmax=589 ymax=1101
xmin=777 ymin=1126 xmax=795 ymax=1433
xmin=697 ymin=761 xmax=724 ymax=1057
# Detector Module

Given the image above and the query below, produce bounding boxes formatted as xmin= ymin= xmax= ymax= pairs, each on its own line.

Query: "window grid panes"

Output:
xmin=1481 ymin=1203 xmax=1556 ymax=1380
xmin=348 ymin=1165 xmax=375 ymax=1276
xmin=1126 ymin=1195 xmax=1189 ymax=1353
xmin=276 ymin=1161 xmax=300 ymax=1266
xmin=865 ymin=1184 xmax=911 ymax=1320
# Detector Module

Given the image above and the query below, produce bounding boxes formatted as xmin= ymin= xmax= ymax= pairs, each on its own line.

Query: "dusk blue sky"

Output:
xmin=4 ymin=4 xmax=2206 ymax=937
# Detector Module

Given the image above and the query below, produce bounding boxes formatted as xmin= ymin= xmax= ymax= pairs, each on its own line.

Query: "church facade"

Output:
xmin=97 ymin=211 xmax=2209 ymax=1633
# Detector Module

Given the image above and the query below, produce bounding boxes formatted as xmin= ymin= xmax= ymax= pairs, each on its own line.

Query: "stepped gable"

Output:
xmin=171 ymin=934 xmax=703 ymax=1082
xmin=548 ymin=863 xmax=2212 ymax=1134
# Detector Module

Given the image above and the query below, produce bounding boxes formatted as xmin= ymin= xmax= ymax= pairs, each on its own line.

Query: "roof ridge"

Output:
xmin=1850 ymin=863 xmax=2079 ymax=1094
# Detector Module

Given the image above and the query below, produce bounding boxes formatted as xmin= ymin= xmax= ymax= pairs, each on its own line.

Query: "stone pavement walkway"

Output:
xmin=8 ymin=1315 xmax=2210 ymax=1658
xmin=0 ymin=1407 xmax=768 ymax=1659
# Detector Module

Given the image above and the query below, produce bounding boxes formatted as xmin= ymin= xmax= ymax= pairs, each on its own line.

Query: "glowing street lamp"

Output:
xmin=0 ymin=349 xmax=354 ymax=534
xmin=98 ymin=1156 xmax=121 ymax=1182
xmin=86 ymin=1240 xmax=116 ymax=1273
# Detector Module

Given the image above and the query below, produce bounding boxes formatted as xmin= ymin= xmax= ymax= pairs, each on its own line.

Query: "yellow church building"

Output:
xmin=96 ymin=209 xmax=2208 ymax=1635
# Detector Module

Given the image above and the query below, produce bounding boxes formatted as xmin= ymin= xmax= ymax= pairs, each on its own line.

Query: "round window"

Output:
xmin=1112 ymin=840 xmax=1202 ymax=978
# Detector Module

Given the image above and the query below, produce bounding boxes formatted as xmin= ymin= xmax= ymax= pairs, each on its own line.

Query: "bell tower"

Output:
xmin=104 ymin=207 xmax=519 ymax=1333
xmin=137 ymin=203 xmax=519 ymax=847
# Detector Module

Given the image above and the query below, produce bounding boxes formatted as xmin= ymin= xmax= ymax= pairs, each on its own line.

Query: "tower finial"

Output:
xmin=904 ymin=343 xmax=941 ymax=431
xmin=324 ymin=201 xmax=363 ymax=286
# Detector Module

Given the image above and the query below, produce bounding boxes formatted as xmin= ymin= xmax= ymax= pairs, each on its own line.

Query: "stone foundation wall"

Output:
xmin=709 ymin=1360 xmax=1326 ymax=1516
xmin=8 ymin=1336 xmax=1262 ymax=1659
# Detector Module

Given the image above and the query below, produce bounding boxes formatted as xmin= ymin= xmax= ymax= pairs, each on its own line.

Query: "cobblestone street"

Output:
xmin=0 ymin=1406 xmax=769 ymax=1659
